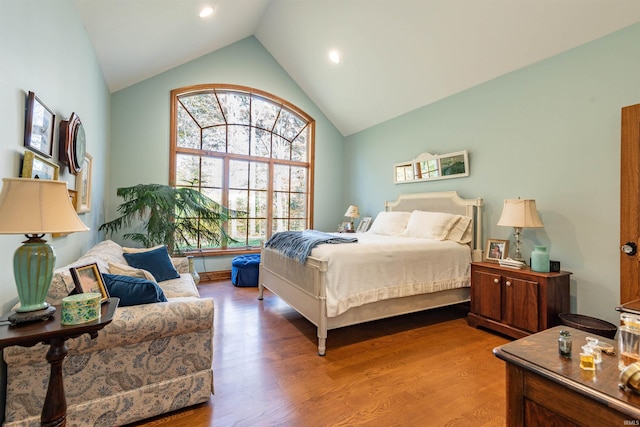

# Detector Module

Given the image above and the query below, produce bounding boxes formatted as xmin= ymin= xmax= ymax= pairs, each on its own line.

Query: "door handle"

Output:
xmin=622 ymin=242 xmax=637 ymax=256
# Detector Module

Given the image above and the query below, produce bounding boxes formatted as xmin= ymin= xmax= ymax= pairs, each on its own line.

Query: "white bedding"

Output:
xmin=310 ymin=232 xmax=471 ymax=317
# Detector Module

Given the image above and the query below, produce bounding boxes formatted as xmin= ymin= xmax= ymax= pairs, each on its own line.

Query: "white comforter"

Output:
xmin=310 ymin=232 xmax=471 ymax=317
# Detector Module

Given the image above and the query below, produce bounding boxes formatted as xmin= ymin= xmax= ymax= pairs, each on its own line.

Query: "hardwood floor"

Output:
xmin=131 ymin=280 xmax=510 ymax=427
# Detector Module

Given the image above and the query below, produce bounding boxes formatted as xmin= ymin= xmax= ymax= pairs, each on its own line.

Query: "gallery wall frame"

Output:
xmin=24 ymin=91 xmax=55 ymax=158
xmin=22 ymin=150 xmax=59 ymax=180
xmin=75 ymin=153 xmax=92 ymax=213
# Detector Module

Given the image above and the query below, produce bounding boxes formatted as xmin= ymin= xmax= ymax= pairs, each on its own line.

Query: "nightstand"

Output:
xmin=467 ymin=261 xmax=571 ymax=339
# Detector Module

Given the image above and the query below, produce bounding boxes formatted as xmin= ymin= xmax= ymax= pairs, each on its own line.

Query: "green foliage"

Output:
xmin=98 ymin=183 xmax=242 ymax=254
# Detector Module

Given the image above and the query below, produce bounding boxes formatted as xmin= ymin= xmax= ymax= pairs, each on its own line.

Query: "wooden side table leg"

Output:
xmin=42 ymin=337 xmax=69 ymax=427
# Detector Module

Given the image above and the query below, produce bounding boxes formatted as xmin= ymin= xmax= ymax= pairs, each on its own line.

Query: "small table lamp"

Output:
xmin=344 ymin=205 xmax=360 ymax=232
xmin=0 ymin=178 xmax=89 ymax=324
xmin=497 ymin=199 xmax=544 ymax=264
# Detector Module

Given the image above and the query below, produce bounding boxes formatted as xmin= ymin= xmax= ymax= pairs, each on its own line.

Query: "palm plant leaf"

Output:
xmin=99 ymin=183 xmax=243 ymax=253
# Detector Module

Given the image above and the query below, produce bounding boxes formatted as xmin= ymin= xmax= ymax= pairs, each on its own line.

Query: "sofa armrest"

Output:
xmin=3 ymin=297 xmax=214 ymax=366
xmin=171 ymin=256 xmax=190 ymax=274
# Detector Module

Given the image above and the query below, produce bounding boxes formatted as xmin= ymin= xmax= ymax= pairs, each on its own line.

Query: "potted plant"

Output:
xmin=99 ymin=183 xmax=242 ymax=255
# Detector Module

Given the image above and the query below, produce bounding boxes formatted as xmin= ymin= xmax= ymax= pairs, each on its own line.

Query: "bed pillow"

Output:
xmin=445 ymin=216 xmax=473 ymax=244
xmin=123 ymin=246 xmax=180 ymax=282
xmin=401 ymin=210 xmax=460 ymax=240
xmin=102 ymin=274 xmax=167 ymax=307
xmin=368 ymin=211 xmax=411 ymax=236
xmin=108 ymin=262 xmax=157 ymax=282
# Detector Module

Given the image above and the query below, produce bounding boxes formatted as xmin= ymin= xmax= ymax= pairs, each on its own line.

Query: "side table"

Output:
xmin=0 ymin=297 xmax=119 ymax=427
xmin=468 ymin=262 xmax=571 ymax=339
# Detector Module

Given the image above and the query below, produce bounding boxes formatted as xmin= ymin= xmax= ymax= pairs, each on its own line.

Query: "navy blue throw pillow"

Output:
xmin=102 ymin=274 xmax=168 ymax=307
xmin=122 ymin=246 xmax=180 ymax=282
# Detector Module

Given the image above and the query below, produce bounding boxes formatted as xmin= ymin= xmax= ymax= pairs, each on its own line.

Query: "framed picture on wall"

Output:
xmin=22 ymin=150 xmax=59 ymax=180
xmin=75 ymin=153 xmax=92 ymax=213
xmin=24 ymin=91 xmax=55 ymax=158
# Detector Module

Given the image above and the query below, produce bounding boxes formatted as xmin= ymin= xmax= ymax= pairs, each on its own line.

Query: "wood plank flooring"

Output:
xmin=131 ymin=280 xmax=510 ymax=427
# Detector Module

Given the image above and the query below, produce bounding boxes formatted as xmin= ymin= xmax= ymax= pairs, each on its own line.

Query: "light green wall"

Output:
xmin=346 ymin=23 xmax=640 ymax=324
xmin=109 ymin=36 xmax=345 ymax=271
xmin=0 ymin=0 xmax=110 ymax=419
xmin=0 ymin=0 xmax=110 ymax=315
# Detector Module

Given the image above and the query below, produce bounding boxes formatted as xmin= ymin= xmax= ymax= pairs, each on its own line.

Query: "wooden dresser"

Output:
xmin=494 ymin=326 xmax=640 ymax=426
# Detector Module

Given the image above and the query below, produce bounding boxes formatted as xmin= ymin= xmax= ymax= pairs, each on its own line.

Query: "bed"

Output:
xmin=258 ymin=191 xmax=484 ymax=355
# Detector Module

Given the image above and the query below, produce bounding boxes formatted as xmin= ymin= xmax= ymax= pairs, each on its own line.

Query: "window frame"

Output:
xmin=169 ymin=84 xmax=315 ymax=256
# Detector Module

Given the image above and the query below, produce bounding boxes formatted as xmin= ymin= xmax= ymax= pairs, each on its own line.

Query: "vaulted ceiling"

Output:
xmin=76 ymin=0 xmax=640 ymax=136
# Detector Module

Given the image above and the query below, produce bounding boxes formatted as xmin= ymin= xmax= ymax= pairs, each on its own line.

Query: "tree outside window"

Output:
xmin=170 ymin=85 xmax=315 ymax=253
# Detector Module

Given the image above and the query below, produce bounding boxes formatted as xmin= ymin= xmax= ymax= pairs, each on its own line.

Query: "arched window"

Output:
xmin=170 ymin=84 xmax=315 ymax=254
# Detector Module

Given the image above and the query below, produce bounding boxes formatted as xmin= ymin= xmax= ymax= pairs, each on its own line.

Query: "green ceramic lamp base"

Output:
xmin=13 ymin=235 xmax=56 ymax=315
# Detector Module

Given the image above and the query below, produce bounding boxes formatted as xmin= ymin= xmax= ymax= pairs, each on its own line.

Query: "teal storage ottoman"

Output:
xmin=231 ymin=254 xmax=260 ymax=287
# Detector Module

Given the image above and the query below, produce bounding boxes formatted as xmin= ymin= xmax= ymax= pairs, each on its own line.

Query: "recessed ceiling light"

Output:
xmin=199 ymin=6 xmax=214 ymax=18
xmin=328 ymin=50 xmax=340 ymax=64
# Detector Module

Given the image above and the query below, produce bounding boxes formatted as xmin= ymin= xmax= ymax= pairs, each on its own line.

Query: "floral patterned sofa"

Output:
xmin=2 ymin=240 xmax=214 ymax=427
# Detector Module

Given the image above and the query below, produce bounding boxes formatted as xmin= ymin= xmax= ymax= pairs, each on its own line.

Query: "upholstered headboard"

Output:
xmin=385 ymin=191 xmax=484 ymax=261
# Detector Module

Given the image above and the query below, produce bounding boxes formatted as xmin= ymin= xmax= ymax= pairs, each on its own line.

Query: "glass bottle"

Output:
xmin=586 ymin=337 xmax=602 ymax=364
xmin=580 ymin=345 xmax=596 ymax=371
xmin=531 ymin=245 xmax=550 ymax=273
xmin=558 ymin=330 xmax=572 ymax=358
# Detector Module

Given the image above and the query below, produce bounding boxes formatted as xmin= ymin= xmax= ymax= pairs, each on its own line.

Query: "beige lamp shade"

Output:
xmin=0 ymin=178 xmax=89 ymax=234
xmin=497 ymin=199 xmax=543 ymax=228
xmin=344 ymin=205 xmax=360 ymax=218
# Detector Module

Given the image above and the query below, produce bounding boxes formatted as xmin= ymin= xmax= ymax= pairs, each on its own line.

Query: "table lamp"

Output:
xmin=496 ymin=198 xmax=544 ymax=264
xmin=0 ymin=178 xmax=89 ymax=324
xmin=344 ymin=205 xmax=360 ymax=232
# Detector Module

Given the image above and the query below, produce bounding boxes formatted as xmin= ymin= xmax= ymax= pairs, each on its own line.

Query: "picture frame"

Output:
xmin=52 ymin=190 xmax=78 ymax=238
xmin=338 ymin=221 xmax=352 ymax=233
xmin=24 ymin=91 xmax=55 ymax=158
xmin=394 ymin=150 xmax=470 ymax=184
xmin=75 ymin=153 xmax=92 ymax=213
xmin=22 ymin=150 xmax=59 ymax=180
xmin=485 ymin=239 xmax=509 ymax=263
xmin=70 ymin=263 xmax=109 ymax=303
xmin=356 ymin=216 xmax=372 ymax=233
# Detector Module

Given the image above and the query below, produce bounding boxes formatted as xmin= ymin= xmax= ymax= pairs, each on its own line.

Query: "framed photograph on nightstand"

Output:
xmin=484 ymin=239 xmax=509 ymax=263
xmin=356 ymin=217 xmax=372 ymax=233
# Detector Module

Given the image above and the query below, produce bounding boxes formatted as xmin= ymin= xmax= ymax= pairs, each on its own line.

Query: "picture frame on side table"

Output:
xmin=24 ymin=91 xmax=55 ymax=158
xmin=75 ymin=153 xmax=92 ymax=213
xmin=22 ymin=150 xmax=59 ymax=180
xmin=356 ymin=216 xmax=372 ymax=233
xmin=70 ymin=263 xmax=109 ymax=303
xmin=484 ymin=239 xmax=509 ymax=263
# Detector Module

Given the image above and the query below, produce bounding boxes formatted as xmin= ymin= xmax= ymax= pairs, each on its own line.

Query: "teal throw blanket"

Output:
xmin=265 ymin=229 xmax=358 ymax=263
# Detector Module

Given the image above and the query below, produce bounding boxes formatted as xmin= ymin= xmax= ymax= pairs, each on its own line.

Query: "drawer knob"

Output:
xmin=493 ymin=278 xmax=499 ymax=284
xmin=506 ymin=281 xmax=511 ymax=286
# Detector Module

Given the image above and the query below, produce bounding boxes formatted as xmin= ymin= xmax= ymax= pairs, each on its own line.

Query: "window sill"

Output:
xmin=183 ymin=248 xmax=261 ymax=257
